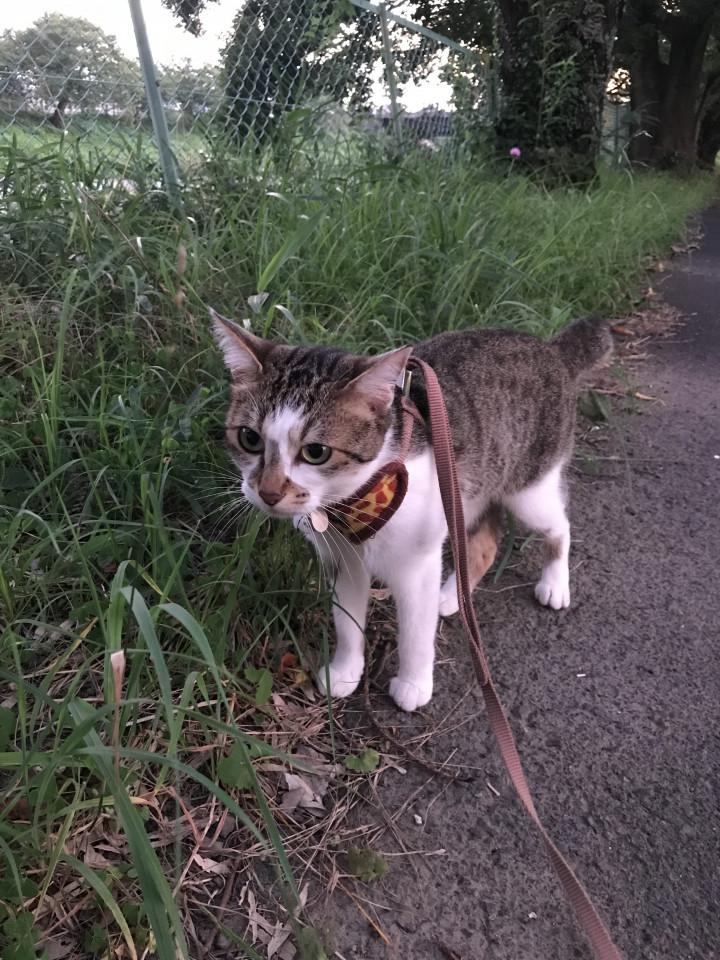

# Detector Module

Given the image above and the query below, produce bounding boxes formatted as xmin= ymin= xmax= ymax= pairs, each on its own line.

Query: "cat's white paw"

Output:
xmin=389 ymin=676 xmax=433 ymax=712
xmin=316 ymin=660 xmax=363 ymax=699
xmin=439 ymin=574 xmax=459 ymax=617
xmin=535 ymin=573 xmax=570 ymax=610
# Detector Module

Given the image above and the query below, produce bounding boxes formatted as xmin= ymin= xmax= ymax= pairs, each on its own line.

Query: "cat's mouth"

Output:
xmin=245 ymin=489 xmax=319 ymax=521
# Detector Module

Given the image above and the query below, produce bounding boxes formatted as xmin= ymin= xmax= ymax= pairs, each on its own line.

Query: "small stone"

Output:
xmin=413 ymin=813 xmax=423 ymax=825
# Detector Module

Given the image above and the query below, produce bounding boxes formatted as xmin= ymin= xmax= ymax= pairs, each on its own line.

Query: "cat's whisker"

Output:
xmin=207 ymin=498 xmax=254 ymax=539
xmin=321 ymin=517 xmax=367 ymax=586
xmin=191 ymin=487 xmax=243 ymax=504
xmin=181 ymin=466 xmax=245 ymax=484
xmin=212 ymin=507 xmax=251 ymax=542
xmin=201 ymin=492 xmax=248 ymax=516
xmin=320 ymin=515 xmax=371 ymax=580
xmin=322 ymin=505 xmax=376 ymax=566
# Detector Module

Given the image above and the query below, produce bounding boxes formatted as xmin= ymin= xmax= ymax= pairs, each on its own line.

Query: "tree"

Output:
xmin=220 ymin=0 xmax=373 ymax=144
xmin=697 ymin=37 xmax=720 ymax=166
xmin=495 ymin=2 xmax=621 ymax=180
xmin=0 ymin=14 xmax=141 ymax=125
xmin=159 ymin=60 xmax=220 ymax=129
xmin=415 ymin=0 xmax=621 ymax=180
xmin=162 ymin=0 xmax=219 ymax=36
xmin=617 ymin=1 xmax=720 ymax=168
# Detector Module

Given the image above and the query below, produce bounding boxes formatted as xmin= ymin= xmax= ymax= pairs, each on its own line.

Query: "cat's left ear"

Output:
xmin=210 ymin=308 xmax=273 ymax=382
xmin=344 ymin=346 xmax=413 ymax=413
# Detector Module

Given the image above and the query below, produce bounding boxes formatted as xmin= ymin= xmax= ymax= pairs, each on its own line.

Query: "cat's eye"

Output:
xmin=238 ymin=427 xmax=264 ymax=454
xmin=301 ymin=443 xmax=332 ymax=465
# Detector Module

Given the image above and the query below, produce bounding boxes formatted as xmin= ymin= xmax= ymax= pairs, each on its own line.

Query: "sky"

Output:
xmin=5 ymin=0 xmax=454 ymax=110
xmin=5 ymin=0 xmax=239 ymax=68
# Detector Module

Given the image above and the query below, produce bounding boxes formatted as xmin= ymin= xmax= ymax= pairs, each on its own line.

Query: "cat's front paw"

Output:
xmin=439 ymin=574 xmax=459 ymax=617
xmin=389 ymin=675 xmax=433 ymax=712
xmin=316 ymin=660 xmax=363 ymax=699
xmin=535 ymin=572 xmax=570 ymax=610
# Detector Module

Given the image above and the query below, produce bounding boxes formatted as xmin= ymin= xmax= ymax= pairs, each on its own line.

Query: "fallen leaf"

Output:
xmin=39 ymin=938 xmax=76 ymax=960
xmin=192 ymin=853 xmax=230 ymax=875
xmin=267 ymin=921 xmax=292 ymax=958
xmin=344 ymin=748 xmax=380 ymax=774
xmin=83 ymin=846 xmax=113 ymax=870
xmin=218 ymin=743 xmax=255 ymax=790
xmin=278 ymin=652 xmax=298 ymax=678
xmin=281 ymin=773 xmax=325 ymax=814
xmin=610 ymin=324 xmax=633 ymax=337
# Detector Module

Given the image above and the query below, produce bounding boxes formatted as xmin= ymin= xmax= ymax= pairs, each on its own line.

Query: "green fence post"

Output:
xmin=128 ymin=0 xmax=182 ymax=208
xmin=378 ymin=3 xmax=403 ymax=149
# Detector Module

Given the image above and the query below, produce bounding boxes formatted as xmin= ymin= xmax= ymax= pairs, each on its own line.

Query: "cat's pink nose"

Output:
xmin=258 ymin=488 xmax=283 ymax=507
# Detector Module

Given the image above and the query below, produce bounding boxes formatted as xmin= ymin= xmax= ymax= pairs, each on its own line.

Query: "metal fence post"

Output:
xmin=128 ymin=0 xmax=182 ymax=207
xmin=378 ymin=3 xmax=402 ymax=148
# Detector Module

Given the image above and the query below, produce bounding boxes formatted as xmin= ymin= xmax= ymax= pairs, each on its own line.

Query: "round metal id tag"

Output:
xmin=310 ymin=509 xmax=329 ymax=533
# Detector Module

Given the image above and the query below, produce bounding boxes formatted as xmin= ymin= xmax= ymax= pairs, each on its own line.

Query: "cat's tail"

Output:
xmin=551 ymin=314 xmax=613 ymax=378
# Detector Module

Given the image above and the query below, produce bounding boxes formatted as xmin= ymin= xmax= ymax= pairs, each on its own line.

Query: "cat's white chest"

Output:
xmin=299 ymin=449 xmax=447 ymax=581
xmin=362 ymin=449 xmax=446 ymax=579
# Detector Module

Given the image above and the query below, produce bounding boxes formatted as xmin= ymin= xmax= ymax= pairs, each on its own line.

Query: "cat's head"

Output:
xmin=212 ymin=310 xmax=411 ymax=519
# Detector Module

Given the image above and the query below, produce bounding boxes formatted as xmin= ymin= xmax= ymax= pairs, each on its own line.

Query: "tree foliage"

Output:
xmin=413 ymin=0 xmax=495 ymax=50
xmin=161 ymin=0 xmax=220 ymax=37
xmin=411 ymin=0 xmax=620 ymax=178
xmin=219 ymin=0 xmax=380 ymax=143
xmin=0 ymin=14 xmax=141 ymax=122
xmin=159 ymin=60 xmax=220 ymax=128
xmin=617 ymin=0 xmax=720 ymax=167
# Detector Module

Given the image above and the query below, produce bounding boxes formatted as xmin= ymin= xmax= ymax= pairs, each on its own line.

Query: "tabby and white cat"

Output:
xmin=213 ymin=311 xmax=611 ymax=712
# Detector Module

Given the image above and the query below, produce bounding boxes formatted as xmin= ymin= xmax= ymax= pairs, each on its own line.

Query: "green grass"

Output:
xmin=0 ymin=132 xmax=715 ymax=958
xmin=0 ymin=112 xmax=210 ymax=167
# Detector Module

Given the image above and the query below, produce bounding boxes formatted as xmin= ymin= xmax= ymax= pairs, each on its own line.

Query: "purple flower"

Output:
xmin=509 ymin=146 xmax=521 ymax=158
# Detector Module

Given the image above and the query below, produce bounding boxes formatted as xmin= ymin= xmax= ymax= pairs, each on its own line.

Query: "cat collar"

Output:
xmin=309 ymin=369 xmax=420 ymax=544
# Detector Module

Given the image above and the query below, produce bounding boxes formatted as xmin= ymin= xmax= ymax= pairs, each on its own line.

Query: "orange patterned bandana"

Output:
xmin=328 ymin=461 xmax=409 ymax=544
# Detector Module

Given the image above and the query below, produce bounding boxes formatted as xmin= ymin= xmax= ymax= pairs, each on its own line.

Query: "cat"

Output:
xmin=212 ymin=310 xmax=612 ymax=712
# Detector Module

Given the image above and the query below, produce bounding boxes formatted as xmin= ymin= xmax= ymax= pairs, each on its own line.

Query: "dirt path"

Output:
xmin=318 ymin=207 xmax=720 ymax=960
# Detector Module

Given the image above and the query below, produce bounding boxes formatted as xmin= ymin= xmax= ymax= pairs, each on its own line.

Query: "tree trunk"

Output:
xmin=624 ymin=7 xmax=717 ymax=168
xmin=626 ymin=23 xmax=664 ymax=163
xmin=49 ymin=96 xmax=68 ymax=130
xmin=697 ymin=73 xmax=720 ymax=167
xmin=494 ymin=0 xmax=542 ymax=153
xmin=698 ymin=117 xmax=720 ymax=166
xmin=654 ymin=17 xmax=715 ymax=167
xmin=495 ymin=0 xmax=620 ymax=182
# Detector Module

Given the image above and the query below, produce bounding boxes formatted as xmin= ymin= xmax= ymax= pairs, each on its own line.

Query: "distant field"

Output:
xmin=0 ymin=112 xmax=210 ymax=164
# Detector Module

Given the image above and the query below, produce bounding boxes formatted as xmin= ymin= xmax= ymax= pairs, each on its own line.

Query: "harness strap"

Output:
xmin=407 ymin=356 xmax=623 ymax=960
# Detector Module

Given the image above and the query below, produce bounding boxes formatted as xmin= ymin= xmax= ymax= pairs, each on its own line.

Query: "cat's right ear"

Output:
xmin=210 ymin=308 xmax=271 ymax=382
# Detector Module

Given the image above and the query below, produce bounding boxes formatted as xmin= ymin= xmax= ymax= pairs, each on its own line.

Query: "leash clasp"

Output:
xmin=398 ymin=368 xmax=412 ymax=397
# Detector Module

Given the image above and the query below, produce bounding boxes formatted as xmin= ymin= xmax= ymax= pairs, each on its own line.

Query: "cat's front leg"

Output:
xmin=386 ymin=546 xmax=442 ymax=712
xmin=316 ymin=552 xmax=370 ymax=699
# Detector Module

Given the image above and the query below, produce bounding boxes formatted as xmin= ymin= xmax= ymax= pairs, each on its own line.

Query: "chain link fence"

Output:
xmin=0 ymin=0 xmax=630 ymax=186
xmin=0 ymin=0 xmax=495 ymax=179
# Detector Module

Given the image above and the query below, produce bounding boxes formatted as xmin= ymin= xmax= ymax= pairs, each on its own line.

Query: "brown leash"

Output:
xmin=405 ymin=357 xmax=623 ymax=960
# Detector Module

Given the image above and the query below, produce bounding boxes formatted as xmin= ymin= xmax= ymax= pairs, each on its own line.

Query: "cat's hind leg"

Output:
xmin=439 ymin=505 xmax=502 ymax=617
xmin=503 ymin=462 xmax=571 ymax=610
